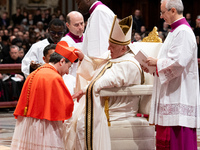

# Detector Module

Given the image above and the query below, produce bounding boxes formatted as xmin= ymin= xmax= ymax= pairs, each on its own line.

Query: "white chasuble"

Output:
xmin=64 ymin=52 xmax=142 ymax=150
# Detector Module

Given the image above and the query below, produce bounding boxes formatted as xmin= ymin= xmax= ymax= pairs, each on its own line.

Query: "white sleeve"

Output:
xmin=76 ymin=55 xmax=95 ymax=81
xmin=75 ymin=55 xmax=109 ymax=93
xmin=157 ymin=30 xmax=196 ymax=84
xmin=61 ymin=36 xmax=73 ymax=47
xmin=21 ymin=44 xmax=38 ymax=78
xmin=93 ymin=61 xmax=141 ymax=93
xmin=21 ymin=41 xmax=46 ymax=78
xmin=85 ymin=10 xmax=114 ymax=57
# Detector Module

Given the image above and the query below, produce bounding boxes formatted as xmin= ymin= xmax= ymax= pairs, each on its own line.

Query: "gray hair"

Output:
xmin=161 ymin=0 xmax=184 ymax=15
xmin=37 ymin=21 xmax=44 ymax=26
xmin=10 ymin=45 xmax=19 ymax=51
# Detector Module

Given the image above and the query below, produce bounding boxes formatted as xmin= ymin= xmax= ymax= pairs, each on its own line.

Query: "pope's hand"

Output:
xmin=74 ymin=49 xmax=84 ymax=61
xmin=72 ymin=90 xmax=84 ymax=102
xmin=141 ymin=65 xmax=149 ymax=73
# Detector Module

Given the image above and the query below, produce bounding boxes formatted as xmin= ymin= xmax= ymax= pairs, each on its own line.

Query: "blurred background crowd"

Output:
xmin=0 ymin=5 xmax=200 ymax=103
xmin=1 ymin=8 xmax=200 ymax=62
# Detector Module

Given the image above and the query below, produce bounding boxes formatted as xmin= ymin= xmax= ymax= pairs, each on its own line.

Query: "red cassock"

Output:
xmin=14 ymin=63 xmax=74 ymax=121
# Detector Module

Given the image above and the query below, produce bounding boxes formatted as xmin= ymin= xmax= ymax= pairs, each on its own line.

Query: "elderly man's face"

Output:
xmin=160 ymin=1 xmax=173 ymax=25
xmin=9 ymin=47 xmax=19 ymax=60
xmin=108 ymin=41 xmax=125 ymax=59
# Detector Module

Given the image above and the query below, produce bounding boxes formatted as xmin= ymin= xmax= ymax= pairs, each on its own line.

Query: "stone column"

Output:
xmin=67 ymin=0 xmax=73 ymax=14
xmin=62 ymin=0 xmax=66 ymax=15
xmin=11 ymin=0 xmax=17 ymax=15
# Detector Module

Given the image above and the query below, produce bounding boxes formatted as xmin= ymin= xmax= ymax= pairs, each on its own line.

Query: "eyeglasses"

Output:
xmin=160 ymin=9 xmax=171 ymax=15
xmin=49 ymin=31 xmax=64 ymax=36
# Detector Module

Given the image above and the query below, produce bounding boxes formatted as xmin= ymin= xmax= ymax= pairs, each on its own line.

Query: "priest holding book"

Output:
xmin=142 ymin=0 xmax=200 ymax=149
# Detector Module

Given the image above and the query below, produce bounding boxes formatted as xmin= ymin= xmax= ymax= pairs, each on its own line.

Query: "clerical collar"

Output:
xmin=89 ymin=1 xmax=104 ymax=14
xmin=170 ymin=17 xmax=190 ymax=32
xmin=47 ymin=37 xmax=56 ymax=44
xmin=67 ymin=32 xmax=83 ymax=43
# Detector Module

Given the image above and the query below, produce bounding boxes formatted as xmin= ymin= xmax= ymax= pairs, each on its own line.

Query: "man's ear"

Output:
xmin=66 ymin=22 xmax=70 ymax=29
xmin=59 ymin=58 xmax=65 ymax=66
xmin=171 ymin=7 xmax=176 ymax=15
xmin=42 ymin=56 xmax=45 ymax=62
xmin=122 ymin=45 xmax=126 ymax=52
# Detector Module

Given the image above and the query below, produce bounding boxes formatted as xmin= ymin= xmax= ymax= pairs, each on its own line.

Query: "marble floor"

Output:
xmin=0 ymin=109 xmax=15 ymax=150
xmin=1 ymin=109 xmax=200 ymax=150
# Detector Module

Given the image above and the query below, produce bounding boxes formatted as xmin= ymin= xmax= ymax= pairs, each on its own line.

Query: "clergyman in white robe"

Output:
xmin=64 ymin=50 xmax=142 ymax=150
xmin=81 ymin=1 xmax=115 ymax=57
xmin=147 ymin=16 xmax=200 ymax=149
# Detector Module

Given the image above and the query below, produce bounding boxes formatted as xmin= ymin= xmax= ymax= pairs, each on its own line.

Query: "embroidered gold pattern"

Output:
xmin=85 ymin=61 xmax=113 ymax=150
xmin=104 ymin=96 xmax=111 ymax=126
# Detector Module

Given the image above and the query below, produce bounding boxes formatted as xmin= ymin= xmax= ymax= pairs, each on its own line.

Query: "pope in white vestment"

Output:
xmin=64 ymin=15 xmax=142 ymax=150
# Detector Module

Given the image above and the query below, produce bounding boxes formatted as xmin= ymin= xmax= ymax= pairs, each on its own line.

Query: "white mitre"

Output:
xmin=109 ymin=15 xmax=133 ymax=45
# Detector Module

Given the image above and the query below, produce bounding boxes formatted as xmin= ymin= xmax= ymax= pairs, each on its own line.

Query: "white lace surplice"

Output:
xmin=149 ymin=24 xmax=200 ymax=128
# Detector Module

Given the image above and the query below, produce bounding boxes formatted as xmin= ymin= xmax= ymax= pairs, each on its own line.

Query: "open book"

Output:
xmin=134 ymin=50 xmax=156 ymax=74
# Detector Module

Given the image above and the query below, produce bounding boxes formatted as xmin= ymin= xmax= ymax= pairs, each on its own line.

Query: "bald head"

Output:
xmin=66 ymin=11 xmax=85 ymax=37
xmin=66 ymin=11 xmax=83 ymax=24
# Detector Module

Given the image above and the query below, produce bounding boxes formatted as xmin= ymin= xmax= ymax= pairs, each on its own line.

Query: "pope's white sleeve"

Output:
xmin=93 ymin=62 xmax=141 ymax=93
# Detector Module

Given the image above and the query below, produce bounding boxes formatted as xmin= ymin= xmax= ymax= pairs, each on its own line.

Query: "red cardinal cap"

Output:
xmin=55 ymin=41 xmax=78 ymax=63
